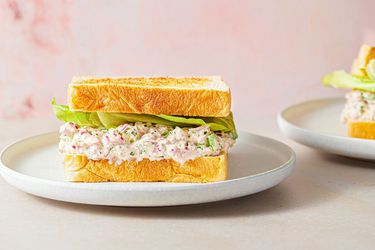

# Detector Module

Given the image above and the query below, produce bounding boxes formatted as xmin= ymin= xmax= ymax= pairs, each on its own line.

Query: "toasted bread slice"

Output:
xmin=350 ymin=58 xmax=367 ymax=76
xmin=68 ymin=76 xmax=231 ymax=117
xmin=64 ymin=153 xmax=227 ymax=183
xmin=347 ymin=120 xmax=375 ymax=140
xmin=351 ymin=45 xmax=375 ymax=76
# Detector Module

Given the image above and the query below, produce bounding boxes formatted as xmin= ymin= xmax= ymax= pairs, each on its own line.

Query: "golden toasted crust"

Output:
xmin=351 ymin=58 xmax=367 ymax=76
xmin=68 ymin=76 xmax=231 ymax=117
xmin=351 ymin=45 xmax=375 ymax=76
xmin=72 ymin=76 xmax=216 ymax=87
xmin=64 ymin=153 xmax=227 ymax=183
xmin=347 ymin=120 xmax=375 ymax=140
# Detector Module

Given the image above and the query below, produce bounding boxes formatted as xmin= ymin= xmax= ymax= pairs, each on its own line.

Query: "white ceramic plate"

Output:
xmin=278 ymin=97 xmax=375 ymax=161
xmin=0 ymin=131 xmax=295 ymax=207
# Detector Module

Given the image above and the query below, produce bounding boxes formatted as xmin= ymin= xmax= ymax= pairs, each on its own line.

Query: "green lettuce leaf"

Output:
xmin=52 ymin=99 xmax=238 ymax=138
xmin=322 ymin=70 xmax=375 ymax=92
xmin=52 ymin=98 xmax=102 ymax=127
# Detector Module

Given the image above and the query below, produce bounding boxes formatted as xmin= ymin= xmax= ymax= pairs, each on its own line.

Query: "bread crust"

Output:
xmin=68 ymin=77 xmax=231 ymax=117
xmin=347 ymin=120 xmax=375 ymax=140
xmin=64 ymin=153 xmax=227 ymax=183
xmin=351 ymin=45 xmax=375 ymax=76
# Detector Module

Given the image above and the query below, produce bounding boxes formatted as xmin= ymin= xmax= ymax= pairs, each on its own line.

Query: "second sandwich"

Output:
xmin=323 ymin=45 xmax=375 ymax=139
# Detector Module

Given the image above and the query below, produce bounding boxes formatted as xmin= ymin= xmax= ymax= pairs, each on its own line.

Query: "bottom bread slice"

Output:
xmin=64 ymin=153 xmax=227 ymax=183
xmin=348 ymin=120 xmax=375 ymax=140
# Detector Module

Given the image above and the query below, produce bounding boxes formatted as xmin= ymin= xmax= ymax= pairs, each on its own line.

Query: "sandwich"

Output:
xmin=322 ymin=44 xmax=375 ymax=139
xmin=52 ymin=76 xmax=237 ymax=182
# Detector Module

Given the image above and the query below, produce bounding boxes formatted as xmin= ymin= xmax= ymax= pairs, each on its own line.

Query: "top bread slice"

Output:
xmin=351 ymin=45 xmax=375 ymax=76
xmin=68 ymin=76 xmax=231 ymax=117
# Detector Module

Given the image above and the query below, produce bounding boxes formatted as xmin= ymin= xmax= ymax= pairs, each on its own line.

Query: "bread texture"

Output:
xmin=351 ymin=45 xmax=375 ymax=76
xmin=64 ymin=153 xmax=227 ymax=183
xmin=348 ymin=120 xmax=375 ymax=140
xmin=68 ymin=76 xmax=231 ymax=117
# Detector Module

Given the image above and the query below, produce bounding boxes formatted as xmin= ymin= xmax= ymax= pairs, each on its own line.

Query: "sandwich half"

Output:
xmin=322 ymin=45 xmax=375 ymax=140
xmin=53 ymin=76 xmax=237 ymax=183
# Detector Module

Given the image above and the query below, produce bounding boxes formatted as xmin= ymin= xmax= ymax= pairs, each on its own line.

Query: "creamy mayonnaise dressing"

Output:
xmin=342 ymin=90 xmax=375 ymax=122
xmin=59 ymin=122 xmax=235 ymax=165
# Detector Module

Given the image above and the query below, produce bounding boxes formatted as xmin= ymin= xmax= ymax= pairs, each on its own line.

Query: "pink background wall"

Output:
xmin=1 ymin=0 xmax=374 ymax=120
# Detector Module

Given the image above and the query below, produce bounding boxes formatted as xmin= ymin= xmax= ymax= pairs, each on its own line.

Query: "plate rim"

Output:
xmin=0 ymin=130 xmax=296 ymax=192
xmin=278 ymin=97 xmax=375 ymax=144
xmin=277 ymin=97 xmax=375 ymax=160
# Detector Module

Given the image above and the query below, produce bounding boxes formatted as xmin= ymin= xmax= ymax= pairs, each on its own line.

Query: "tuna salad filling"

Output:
xmin=59 ymin=122 xmax=236 ymax=165
xmin=342 ymin=90 xmax=375 ymax=123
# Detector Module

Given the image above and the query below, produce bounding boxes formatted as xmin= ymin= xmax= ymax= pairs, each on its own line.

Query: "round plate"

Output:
xmin=278 ymin=97 xmax=375 ymax=161
xmin=0 ymin=131 xmax=295 ymax=207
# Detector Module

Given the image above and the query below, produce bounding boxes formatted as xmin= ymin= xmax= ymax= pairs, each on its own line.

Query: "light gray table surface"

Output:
xmin=0 ymin=118 xmax=374 ymax=250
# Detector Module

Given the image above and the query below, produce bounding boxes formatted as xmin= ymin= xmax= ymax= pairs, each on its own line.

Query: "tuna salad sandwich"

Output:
xmin=52 ymin=76 xmax=237 ymax=182
xmin=322 ymin=45 xmax=375 ymax=139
